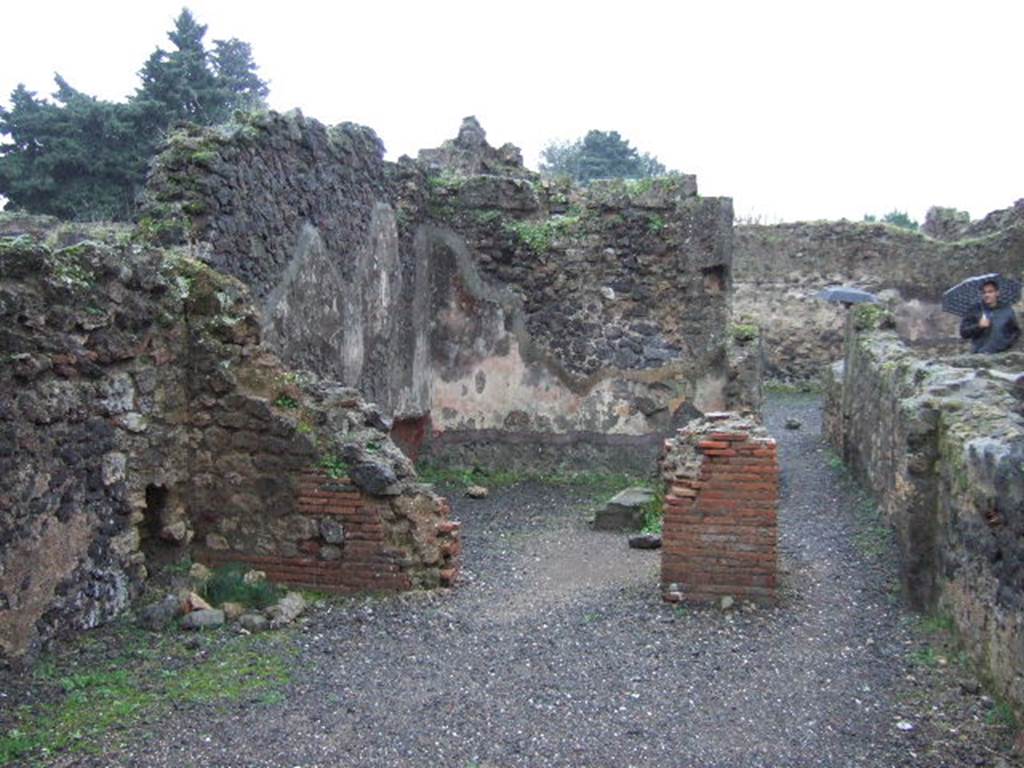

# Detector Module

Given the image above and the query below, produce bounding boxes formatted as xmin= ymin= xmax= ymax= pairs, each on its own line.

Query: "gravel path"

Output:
xmin=33 ymin=394 xmax=1022 ymax=766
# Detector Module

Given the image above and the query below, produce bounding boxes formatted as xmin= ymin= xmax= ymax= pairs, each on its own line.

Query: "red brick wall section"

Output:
xmin=199 ymin=469 xmax=460 ymax=593
xmin=661 ymin=412 xmax=779 ymax=604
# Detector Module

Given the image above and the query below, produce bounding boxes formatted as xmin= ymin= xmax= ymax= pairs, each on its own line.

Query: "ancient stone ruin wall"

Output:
xmin=0 ymin=217 xmax=457 ymax=664
xmin=143 ymin=113 xmax=740 ymax=472
xmin=824 ymin=306 xmax=1024 ymax=713
xmin=734 ymin=209 xmax=1024 ymax=383
xmin=660 ymin=413 xmax=779 ymax=604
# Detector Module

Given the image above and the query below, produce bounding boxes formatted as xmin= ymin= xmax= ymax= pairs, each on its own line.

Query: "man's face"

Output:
xmin=982 ymin=283 xmax=1000 ymax=308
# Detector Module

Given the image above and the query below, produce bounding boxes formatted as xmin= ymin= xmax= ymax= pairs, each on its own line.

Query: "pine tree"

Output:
xmin=0 ymin=79 xmax=150 ymax=220
xmin=0 ymin=8 xmax=269 ymax=220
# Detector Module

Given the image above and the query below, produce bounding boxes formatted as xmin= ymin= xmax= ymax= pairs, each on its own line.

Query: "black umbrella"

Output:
xmin=816 ymin=287 xmax=879 ymax=306
xmin=942 ymin=273 xmax=1022 ymax=317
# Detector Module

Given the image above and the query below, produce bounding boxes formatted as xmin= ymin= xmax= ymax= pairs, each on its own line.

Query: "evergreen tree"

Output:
xmin=0 ymin=8 xmax=268 ymax=221
xmin=540 ymin=130 xmax=666 ymax=182
xmin=0 ymin=79 xmax=150 ymax=220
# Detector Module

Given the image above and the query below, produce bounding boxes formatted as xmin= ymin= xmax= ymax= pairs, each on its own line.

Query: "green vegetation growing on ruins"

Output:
xmin=0 ymin=623 xmax=292 ymax=765
xmin=863 ymin=210 xmax=919 ymax=230
xmin=852 ymin=303 xmax=891 ymax=331
xmin=505 ymin=214 xmax=582 ymax=253
xmin=0 ymin=9 xmax=267 ymax=221
xmin=319 ymin=453 xmax=351 ymax=480
xmin=201 ymin=563 xmax=283 ymax=609
xmin=416 ymin=463 xmax=643 ymax=499
xmin=642 ymin=488 xmax=665 ymax=534
xmin=730 ymin=322 xmax=760 ymax=343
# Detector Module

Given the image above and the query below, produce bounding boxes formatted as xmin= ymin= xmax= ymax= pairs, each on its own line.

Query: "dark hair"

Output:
xmin=981 ymin=279 xmax=999 ymax=291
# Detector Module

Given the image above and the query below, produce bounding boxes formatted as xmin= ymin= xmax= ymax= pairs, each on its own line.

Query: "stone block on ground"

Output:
xmin=593 ymin=487 xmax=654 ymax=531
xmin=266 ymin=591 xmax=306 ymax=627
xmin=466 ymin=485 xmax=489 ymax=499
xmin=138 ymin=595 xmax=183 ymax=631
xmin=180 ymin=608 xmax=225 ymax=630
xmin=628 ymin=533 xmax=662 ymax=549
xmin=239 ymin=613 xmax=269 ymax=633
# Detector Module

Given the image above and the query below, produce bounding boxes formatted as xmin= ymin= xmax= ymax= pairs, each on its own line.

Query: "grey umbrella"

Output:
xmin=816 ymin=287 xmax=879 ymax=306
xmin=942 ymin=273 xmax=1022 ymax=317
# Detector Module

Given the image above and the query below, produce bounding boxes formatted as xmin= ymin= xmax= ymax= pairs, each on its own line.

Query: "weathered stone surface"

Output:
xmin=141 ymin=113 xmax=740 ymax=473
xmin=1 ymin=216 xmax=460 ymax=665
xmin=239 ymin=613 xmax=268 ymax=632
xmin=318 ymin=518 xmax=345 ymax=544
xmin=348 ymin=460 xmax=400 ymax=496
xmin=266 ymin=592 xmax=305 ymax=626
xmin=188 ymin=562 xmax=212 ymax=585
xmin=466 ymin=485 xmax=489 ymax=499
xmin=825 ymin=317 xmax=1024 ymax=714
xmin=594 ymin=487 xmax=654 ymax=531
xmin=180 ymin=608 xmax=225 ymax=630
xmin=221 ymin=602 xmax=246 ymax=621
xmin=138 ymin=595 xmax=183 ymax=631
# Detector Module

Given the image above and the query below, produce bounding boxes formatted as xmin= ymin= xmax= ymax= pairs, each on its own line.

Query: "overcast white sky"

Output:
xmin=2 ymin=1 xmax=1022 ymax=223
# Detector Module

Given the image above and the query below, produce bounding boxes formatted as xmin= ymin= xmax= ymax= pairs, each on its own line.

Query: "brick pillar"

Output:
xmin=661 ymin=412 xmax=779 ymax=604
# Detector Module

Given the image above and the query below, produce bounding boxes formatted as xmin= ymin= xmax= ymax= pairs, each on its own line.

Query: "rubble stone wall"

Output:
xmin=824 ymin=306 xmax=1024 ymax=713
xmin=0 ymin=217 xmax=457 ymax=664
xmin=198 ymin=469 xmax=458 ymax=593
xmin=734 ymin=209 xmax=1024 ymax=383
xmin=143 ymin=113 xmax=744 ymax=471
xmin=660 ymin=413 xmax=779 ymax=604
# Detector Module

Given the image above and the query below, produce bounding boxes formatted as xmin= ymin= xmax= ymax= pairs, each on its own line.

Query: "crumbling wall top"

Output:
xmin=416 ymin=116 xmax=535 ymax=179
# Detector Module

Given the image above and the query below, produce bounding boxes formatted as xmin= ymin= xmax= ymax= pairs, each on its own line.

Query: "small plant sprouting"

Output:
xmin=910 ymin=645 xmax=939 ymax=667
xmin=319 ymin=453 xmax=350 ymax=480
xmin=642 ymin=489 xmax=665 ymax=534
xmin=201 ymin=563 xmax=283 ymax=610
xmin=273 ymin=393 xmax=299 ymax=409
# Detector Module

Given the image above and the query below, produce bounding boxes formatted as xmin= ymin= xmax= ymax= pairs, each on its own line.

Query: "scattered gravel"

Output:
xmin=15 ymin=394 xmax=1023 ymax=766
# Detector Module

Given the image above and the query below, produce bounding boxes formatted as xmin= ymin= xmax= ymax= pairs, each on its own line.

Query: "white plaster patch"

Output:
xmin=431 ymin=340 xmax=654 ymax=435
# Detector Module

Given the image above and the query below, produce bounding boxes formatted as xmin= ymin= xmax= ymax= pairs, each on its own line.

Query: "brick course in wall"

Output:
xmin=198 ymin=469 xmax=460 ymax=593
xmin=661 ymin=414 xmax=779 ymax=604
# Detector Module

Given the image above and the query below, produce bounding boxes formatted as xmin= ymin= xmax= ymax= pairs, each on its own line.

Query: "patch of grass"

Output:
xmin=986 ymin=700 xmax=1020 ymax=730
xmin=414 ymin=464 xmax=642 ymax=499
xmin=910 ymin=645 xmax=939 ymax=668
xmin=642 ymin=488 xmax=665 ymax=534
xmin=201 ymin=563 xmax=283 ymax=610
xmin=0 ymin=627 xmax=292 ymax=765
xmin=852 ymin=496 xmax=892 ymax=560
xmin=416 ymin=464 xmax=523 ymax=490
xmin=825 ymin=449 xmax=845 ymax=472
xmin=539 ymin=470 xmax=641 ymax=498
xmin=764 ymin=381 xmax=823 ymax=394
xmin=918 ymin=613 xmax=956 ymax=635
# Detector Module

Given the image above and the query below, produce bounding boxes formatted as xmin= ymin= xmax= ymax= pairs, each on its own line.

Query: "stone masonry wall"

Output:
xmin=660 ymin=413 xmax=779 ymax=604
xmin=734 ymin=209 xmax=1024 ymax=383
xmin=0 ymin=216 xmax=458 ymax=664
xmin=142 ymin=113 xmax=742 ymax=472
xmin=198 ymin=469 xmax=458 ymax=592
xmin=824 ymin=305 xmax=1024 ymax=714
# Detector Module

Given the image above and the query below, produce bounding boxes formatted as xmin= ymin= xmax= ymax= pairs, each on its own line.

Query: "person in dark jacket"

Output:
xmin=959 ymin=279 xmax=1020 ymax=353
